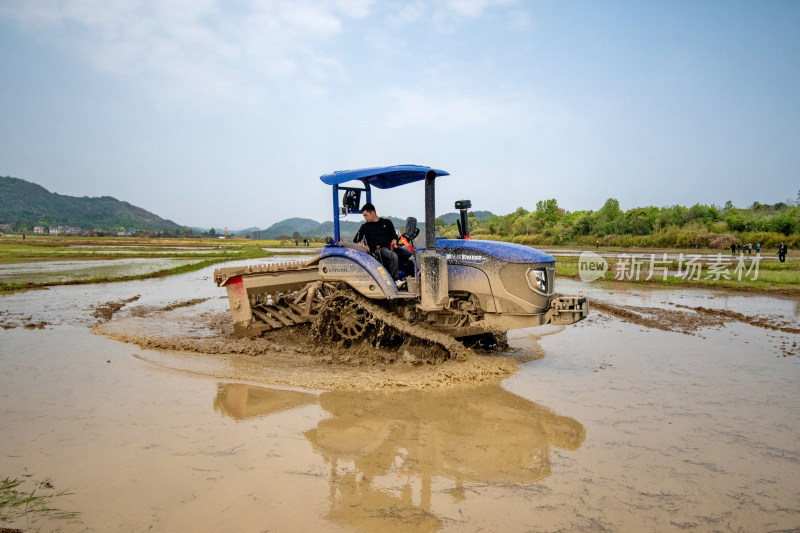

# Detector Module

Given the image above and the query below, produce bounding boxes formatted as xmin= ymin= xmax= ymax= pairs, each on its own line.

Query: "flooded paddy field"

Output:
xmin=0 ymin=258 xmax=203 ymax=285
xmin=1 ymin=257 xmax=799 ymax=532
xmin=0 ymin=240 xmax=278 ymax=291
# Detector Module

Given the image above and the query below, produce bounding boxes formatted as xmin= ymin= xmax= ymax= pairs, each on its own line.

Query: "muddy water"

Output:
xmin=1 ymin=260 xmax=799 ymax=531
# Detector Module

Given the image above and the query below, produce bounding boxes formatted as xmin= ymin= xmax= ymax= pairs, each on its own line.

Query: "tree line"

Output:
xmin=436 ymin=196 xmax=800 ymax=249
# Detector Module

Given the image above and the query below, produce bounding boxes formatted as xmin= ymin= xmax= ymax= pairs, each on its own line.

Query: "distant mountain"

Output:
xmin=438 ymin=210 xmax=495 ymax=225
xmin=243 ymin=216 xmax=422 ymax=240
xmin=240 ymin=212 xmax=495 ymax=240
xmin=0 ymin=176 xmax=186 ymax=233
xmin=232 ymin=226 xmax=262 ymax=236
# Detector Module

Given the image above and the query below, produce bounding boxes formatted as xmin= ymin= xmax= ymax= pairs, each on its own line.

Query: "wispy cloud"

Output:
xmin=1 ymin=0 xmax=531 ymax=113
xmin=1 ymin=0 xmax=371 ymax=103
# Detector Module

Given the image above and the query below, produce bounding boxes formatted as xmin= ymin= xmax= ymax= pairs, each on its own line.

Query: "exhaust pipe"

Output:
xmin=418 ymin=169 xmax=447 ymax=311
xmin=424 ymin=170 xmax=436 ymax=249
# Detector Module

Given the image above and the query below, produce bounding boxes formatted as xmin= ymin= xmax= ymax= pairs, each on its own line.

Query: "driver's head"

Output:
xmin=361 ymin=203 xmax=379 ymax=223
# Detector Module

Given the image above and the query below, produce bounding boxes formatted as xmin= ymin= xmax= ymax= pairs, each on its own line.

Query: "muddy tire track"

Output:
xmin=588 ymin=299 xmax=725 ymax=334
xmin=590 ymin=298 xmax=799 ymax=356
xmin=677 ymin=304 xmax=800 ymax=335
xmin=91 ymin=295 xmax=141 ymax=321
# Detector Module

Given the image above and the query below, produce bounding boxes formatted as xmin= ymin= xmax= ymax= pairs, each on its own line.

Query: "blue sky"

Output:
xmin=1 ymin=0 xmax=798 ymax=230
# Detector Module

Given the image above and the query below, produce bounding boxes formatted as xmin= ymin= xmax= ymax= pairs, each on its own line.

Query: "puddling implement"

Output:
xmin=214 ymin=165 xmax=588 ymax=360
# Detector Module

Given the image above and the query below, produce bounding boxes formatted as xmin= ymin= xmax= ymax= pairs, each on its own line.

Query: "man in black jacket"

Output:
xmin=354 ymin=203 xmax=406 ymax=280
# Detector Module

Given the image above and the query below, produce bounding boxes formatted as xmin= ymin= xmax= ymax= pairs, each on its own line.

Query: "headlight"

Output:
xmin=527 ymin=268 xmax=547 ymax=293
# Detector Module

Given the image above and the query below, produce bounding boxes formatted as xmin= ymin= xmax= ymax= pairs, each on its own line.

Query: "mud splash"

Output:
xmin=91 ymin=297 xmax=524 ymax=390
xmin=311 ymin=288 xmax=472 ymax=363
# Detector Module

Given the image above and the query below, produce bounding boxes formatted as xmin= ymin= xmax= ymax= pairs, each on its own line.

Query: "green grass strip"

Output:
xmin=0 ymin=477 xmax=80 ymax=527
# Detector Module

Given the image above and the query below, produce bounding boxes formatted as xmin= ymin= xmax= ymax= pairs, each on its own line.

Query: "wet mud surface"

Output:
xmin=1 ymin=260 xmax=799 ymax=531
xmin=92 ymin=307 xmax=518 ymax=390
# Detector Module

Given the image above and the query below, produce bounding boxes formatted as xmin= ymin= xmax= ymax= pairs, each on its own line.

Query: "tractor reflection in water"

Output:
xmin=214 ymin=383 xmax=585 ymax=532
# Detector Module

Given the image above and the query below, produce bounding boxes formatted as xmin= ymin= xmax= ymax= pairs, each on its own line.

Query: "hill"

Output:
xmin=437 ymin=210 xmax=494 ymax=225
xmin=252 ymin=216 xmax=411 ymax=240
xmin=240 ymin=211 xmax=496 ymax=240
xmin=0 ymin=176 xmax=185 ymax=233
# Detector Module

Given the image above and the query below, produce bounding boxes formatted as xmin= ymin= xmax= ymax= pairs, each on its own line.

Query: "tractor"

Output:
xmin=214 ymin=165 xmax=588 ymax=359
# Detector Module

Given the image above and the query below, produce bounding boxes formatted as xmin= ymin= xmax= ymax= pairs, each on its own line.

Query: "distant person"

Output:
xmin=755 ymin=243 xmax=761 ymax=256
xmin=730 ymin=243 xmax=736 ymax=255
xmin=354 ymin=203 xmax=410 ymax=281
xmin=778 ymin=242 xmax=787 ymax=263
xmin=747 ymin=243 xmax=752 ymax=255
xmin=295 ymin=239 xmax=298 ymax=246
xmin=596 ymin=240 xmax=600 ymax=249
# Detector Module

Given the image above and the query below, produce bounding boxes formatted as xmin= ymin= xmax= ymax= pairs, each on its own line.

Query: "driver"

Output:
xmin=354 ymin=203 xmax=405 ymax=280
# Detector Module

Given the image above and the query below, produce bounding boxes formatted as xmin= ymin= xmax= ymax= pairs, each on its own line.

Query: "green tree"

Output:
xmin=688 ymin=203 xmax=719 ymax=225
xmin=598 ymin=198 xmax=621 ymax=219
xmin=771 ymin=213 xmax=798 ymax=235
xmin=572 ymin=212 xmax=595 ymax=236
xmin=535 ymin=199 xmax=560 ymax=224
xmin=595 ymin=198 xmax=622 ymax=234
xmin=625 ymin=207 xmax=657 ymax=236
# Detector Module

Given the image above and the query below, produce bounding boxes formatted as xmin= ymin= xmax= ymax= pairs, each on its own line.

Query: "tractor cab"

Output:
xmin=321 ymin=165 xmax=447 ymax=289
xmin=321 ymin=164 xmax=447 ymax=246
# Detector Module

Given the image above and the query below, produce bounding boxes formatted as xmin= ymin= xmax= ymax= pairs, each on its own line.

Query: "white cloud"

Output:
xmin=1 ymin=0 xmax=372 ymax=104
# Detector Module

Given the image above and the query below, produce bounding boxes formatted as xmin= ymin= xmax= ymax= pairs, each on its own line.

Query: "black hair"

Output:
xmin=361 ymin=202 xmax=376 ymax=213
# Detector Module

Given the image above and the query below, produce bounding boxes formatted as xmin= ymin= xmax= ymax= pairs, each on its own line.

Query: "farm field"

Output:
xmin=1 ymin=251 xmax=798 ymax=531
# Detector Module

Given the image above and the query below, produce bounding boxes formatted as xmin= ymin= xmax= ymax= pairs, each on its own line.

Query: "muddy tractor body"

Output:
xmin=214 ymin=165 xmax=588 ymax=357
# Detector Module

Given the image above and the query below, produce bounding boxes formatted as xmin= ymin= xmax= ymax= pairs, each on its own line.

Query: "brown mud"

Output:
xmin=0 ymin=310 xmax=49 ymax=330
xmin=589 ymin=298 xmax=726 ymax=334
xmin=592 ymin=297 xmax=797 ymax=334
xmin=680 ymin=304 xmax=800 ymax=334
xmin=90 ymin=295 xmax=141 ymax=321
xmin=590 ymin=296 xmax=799 ymax=356
xmin=91 ymin=297 xmax=523 ymax=390
xmin=311 ymin=288 xmax=473 ymax=363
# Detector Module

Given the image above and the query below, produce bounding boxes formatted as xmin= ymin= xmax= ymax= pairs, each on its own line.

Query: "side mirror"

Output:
xmin=455 ymin=199 xmax=471 ymax=239
xmin=403 ymin=217 xmax=418 ymax=239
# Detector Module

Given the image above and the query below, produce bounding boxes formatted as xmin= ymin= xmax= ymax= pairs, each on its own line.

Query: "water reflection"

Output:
xmin=213 ymin=382 xmax=584 ymax=531
xmin=213 ymin=383 xmax=317 ymax=420
xmin=306 ymin=385 xmax=584 ymax=531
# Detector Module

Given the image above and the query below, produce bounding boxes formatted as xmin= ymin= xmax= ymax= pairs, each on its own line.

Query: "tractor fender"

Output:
xmin=319 ymin=245 xmax=399 ymax=300
xmin=447 ymin=264 xmax=497 ymax=313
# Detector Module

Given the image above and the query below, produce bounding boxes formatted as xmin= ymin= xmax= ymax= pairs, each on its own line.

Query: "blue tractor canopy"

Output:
xmin=320 ymin=165 xmax=449 ymax=244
